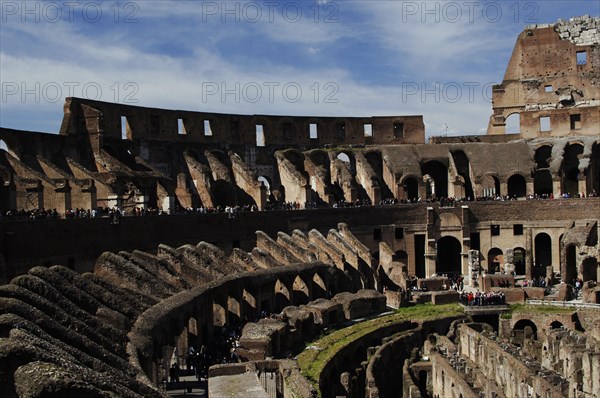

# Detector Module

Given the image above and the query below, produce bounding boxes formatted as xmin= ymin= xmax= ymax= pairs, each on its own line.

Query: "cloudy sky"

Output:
xmin=0 ymin=0 xmax=597 ymax=136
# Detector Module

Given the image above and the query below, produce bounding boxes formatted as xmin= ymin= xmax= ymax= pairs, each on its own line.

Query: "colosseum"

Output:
xmin=0 ymin=15 xmax=599 ymax=398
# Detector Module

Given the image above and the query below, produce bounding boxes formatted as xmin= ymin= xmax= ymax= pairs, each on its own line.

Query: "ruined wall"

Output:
xmin=59 ymin=97 xmax=425 ymax=145
xmin=458 ymin=323 xmax=570 ymax=397
xmin=488 ymin=16 xmax=600 ymax=138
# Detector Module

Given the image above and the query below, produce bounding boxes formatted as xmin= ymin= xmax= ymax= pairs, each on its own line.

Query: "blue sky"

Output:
xmin=0 ymin=0 xmax=598 ymax=136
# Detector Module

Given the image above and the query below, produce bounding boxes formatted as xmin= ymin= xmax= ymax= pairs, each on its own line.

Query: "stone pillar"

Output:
xmin=525 ymin=228 xmax=533 ymax=280
xmin=552 ymin=180 xmax=561 ymax=197
xmin=162 ymin=195 xmax=175 ymax=214
xmin=526 ymin=180 xmax=534 ymax=196
xmin=425 ymin=207 xmax=436 ymax=276
xmin=578 ymin=177 xmax=587 ymax=196
xmin=461 ymin=206 xmax=471 ymax=276
xmin=500 ymin=181 xmax=508 ymax=197
xmin=468 ymin=250 xmax=481 ymax=287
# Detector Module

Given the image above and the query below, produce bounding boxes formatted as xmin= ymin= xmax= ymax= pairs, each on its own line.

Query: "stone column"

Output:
xmin=525 ymin=228 xmax=533 ymax=279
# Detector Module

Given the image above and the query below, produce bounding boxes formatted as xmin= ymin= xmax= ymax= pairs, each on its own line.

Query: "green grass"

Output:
xmin=296 ymin=304 xmax=462 ymax=390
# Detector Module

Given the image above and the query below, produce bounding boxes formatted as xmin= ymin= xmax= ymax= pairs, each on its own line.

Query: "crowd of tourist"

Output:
xmin=459 ymin=290 xmax=506 ymax=306
xmin=1 ymin=189 xmax=597 ymax=222
xmin=521 ymin=275 xmax=553 ymax=288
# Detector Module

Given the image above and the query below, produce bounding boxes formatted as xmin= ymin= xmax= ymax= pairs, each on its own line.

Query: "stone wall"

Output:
xmin=488 ymin=16 xmax=600 ymax=137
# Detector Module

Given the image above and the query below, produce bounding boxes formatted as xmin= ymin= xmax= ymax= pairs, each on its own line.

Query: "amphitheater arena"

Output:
xmin=0 ymin=15 xmax=599 ymax=398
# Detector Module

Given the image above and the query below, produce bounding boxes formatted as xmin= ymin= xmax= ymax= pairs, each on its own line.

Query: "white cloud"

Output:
xmin=2 ymin=1 xmax=595 ymax=137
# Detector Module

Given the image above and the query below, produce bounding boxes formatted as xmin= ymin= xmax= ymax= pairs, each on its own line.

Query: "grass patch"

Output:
xmin=296 ymin=304 xmax=462 ymax=390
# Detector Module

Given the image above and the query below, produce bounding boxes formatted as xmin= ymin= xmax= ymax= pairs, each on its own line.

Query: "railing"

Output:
xmin=526 ymin=299 xmax=600 ymax=309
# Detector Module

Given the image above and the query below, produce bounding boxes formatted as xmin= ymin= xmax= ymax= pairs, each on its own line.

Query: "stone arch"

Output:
xmin=275 ymin=279 xmax=291 ymax=311
xmin=513 ymin=319 xmax=538 ymax=340
xmin=480 ymin=174 xmax=500 ymax=197
xmin=589 ymin=142 xmax=600 ymax=194
xmin=505 ymin=112 xmax=520 ymax=134
xmin=392 ymin=250 xmax=408 ymax=264
xmin=421 ymin=160 xmax=448 ymax=199
xmin=365 ymin=150 xmax=392 ymax=199
xmin=451 ymin=150 xmax=474 ymax=199
xmin=293 ymin=275 xmax=310 ymax=305
xmin=336 ymin=152 xmax=351 ymax=163
xmin=242 ymin=287 xmax=258 ymax=320
xmin=311 ymin=272 xmax=327 ymax=299
xmin=283 ymin=149 xmax=306 ymax=169
xmin=436 ymin=236 xmax=462 ymax=276
xmin=550 ymin=320 xmax=563 ymax=330
xmin=507 ymin=174 xmax=526 ymax=198
xmin=582 ymin=257 xmax=598 ymax=282
xmin=208 ymin=150 xmax=229 ymax=166
xmin=535 ymin=145 xmax=552 ymax=168
xmin=561 ymin=143 xmax=584 ymax=196
xmin=401 ymin=175 xmax=419 ymax=201
xmin=488 ymin=248 xmax=503 ymax=273
xmin=534 ymin=233 xmax=552 ymax=278
xmin=565 ymin=244 xmax=577 ymax=284
xmin=308 ymin=149 xmax=330 ymax=167
xmin=258 ymin=176 xmax=272 ymax=194
xmin=513 ymin=247 xmax=526 ymax=276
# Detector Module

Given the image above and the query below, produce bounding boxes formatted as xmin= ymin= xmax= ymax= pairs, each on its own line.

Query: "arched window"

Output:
xmin=507 ymin=174 xmax=526 ymax=198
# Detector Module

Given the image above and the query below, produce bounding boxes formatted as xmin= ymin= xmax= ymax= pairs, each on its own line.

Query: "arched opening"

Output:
xmin=565 ymin=245 xmax=577 ymax=284
xmin=514 ymin=247 xmax=526 ymax=276
xmin=436 ymin=236 xmax=462 ymax=277
xmin=337 ymin=152 xmax=350 ymax=163
xmin=274 ymin=279 xmax=290 ymax=311
xmin=293 ymin=275 xmax=310 ymax=305
xmin=365 ymin=151 xmax=392 ymax=199
xmin=418 ymin=369 xmax=428 ymax=393
xmin=561 ymin=143 xmax=583 ymax=196
xmin=534 ymin=170 xmax=553 ymax=196
xmin=423 ymin=174 xmax=435 ymax=198
xmin=312 ymin=273 xmax=327 ymax=299
xmin=421 ymin=161 xmax=448 ymax=199
xmin=208 ymin=150 xmax=229 ymax=166
xmin=403 ymin=177 xmax=419 ymax=201
xmin=451 ymin=151 xmax=474 ymax=199
xmin=550 ymin=321 xmax=563 ymax=330
xmin=258 ymin=176 xmax=271 ymax=195
xmin=487 ymin=248 xmax=503 ymax=273
xmin=479 ymin=174 xmax=500 ymax=198
xmin=513 ymin=319 xmax=538 ymax=340
xmin=281 ymin=150 xmax=307 ymax=178
xmin=534 ymin=233 xmax=552 ymax=278
xmin=242 ymin=288 xmax=258 ymax=320
xmin=535 ymin=145 xmax=552 ymax=169
xmin=582 ymin=257 xmax=598 ymax=282
xmin=534 ymin=145 xmax=554 ymax=196
xmin=590 ymin=143 xmax=600 ymax=194
xmin=505 ymin=113 xmax=520 ymax=134
xmin=392 ymin=250 xmax=408 ymax=265
xmin=507 ymin=174 xmax=526 ymax=198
